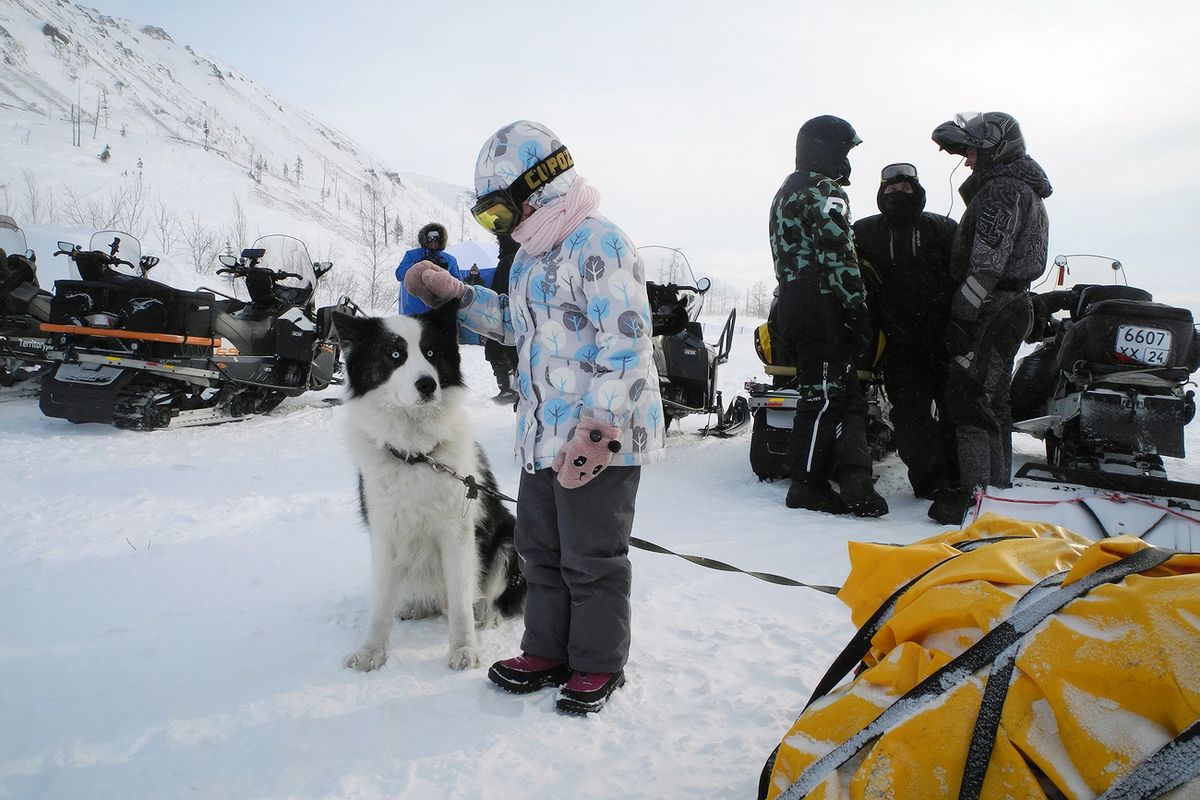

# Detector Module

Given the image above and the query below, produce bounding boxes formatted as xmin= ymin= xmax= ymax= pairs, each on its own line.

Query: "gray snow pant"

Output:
xmin=944 ymin=291 xmax=1034 ymax=492
xmin=516 ymin=466 xmax=641 ymax=674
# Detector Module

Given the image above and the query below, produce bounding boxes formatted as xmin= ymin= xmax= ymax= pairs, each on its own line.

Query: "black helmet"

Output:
xmin=795 ymin=115 xmax=861 ymax=185
xmin=931 ymin=112 xmax=1026 ymax=167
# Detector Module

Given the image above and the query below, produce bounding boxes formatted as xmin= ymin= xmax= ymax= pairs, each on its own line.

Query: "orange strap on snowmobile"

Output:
xmin=39 ymin=323 xmax=218 ymax=347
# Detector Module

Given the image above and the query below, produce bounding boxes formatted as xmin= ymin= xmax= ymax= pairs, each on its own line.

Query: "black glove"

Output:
xmin=846 ymin=305 xmax=874 ymax=370
xmin=945 ymin=319 xmax=977 ymax=370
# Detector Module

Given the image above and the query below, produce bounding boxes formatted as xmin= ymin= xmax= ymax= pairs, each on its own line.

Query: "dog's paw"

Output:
xmin=344 ymin=645 xmax=388 ymax=672
xmin=447 ymin=645 xmax=480 ymax=671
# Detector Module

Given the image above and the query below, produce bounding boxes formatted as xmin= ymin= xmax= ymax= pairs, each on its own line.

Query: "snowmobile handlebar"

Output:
xmin=216 ymin=264 xmax=305 ymax=283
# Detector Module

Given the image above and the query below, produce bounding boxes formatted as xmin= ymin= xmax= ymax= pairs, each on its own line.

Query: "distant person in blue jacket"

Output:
xmin=395 ymin=222 xmax=460 ymax=314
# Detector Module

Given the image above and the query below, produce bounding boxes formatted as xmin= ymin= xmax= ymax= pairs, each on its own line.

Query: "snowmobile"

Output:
xmin=39 ymin=233 xmax=357 ymax=430
xmin=0 ymin=215 xmax=54 ymax=390
xmin=641 ymin=245 xmax=748 ymax=435
xmin=745 ymin=291 xmax=894 ymax=480
xmin=1007 ymin=254 xmax=1200 ymax=500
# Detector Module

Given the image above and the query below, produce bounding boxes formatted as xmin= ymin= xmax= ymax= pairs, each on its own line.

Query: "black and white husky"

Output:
xmin=333 ymin=301 xmax=525 ymax=671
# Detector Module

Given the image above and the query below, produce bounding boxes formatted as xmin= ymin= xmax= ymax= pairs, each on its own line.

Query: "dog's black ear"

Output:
xmin=424 ymin=297 xmax=461 ymax=334
xmin=332 ymin=311 xmax=372 ymax=348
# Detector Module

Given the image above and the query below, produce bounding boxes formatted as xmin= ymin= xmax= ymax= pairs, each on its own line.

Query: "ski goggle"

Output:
xmin=471 ymin=191 xmax=521 ymax=234
xmin=471 ymin=145 xmax=576 ymax=234
xmin=880 ymin=162 xmax=918 ymax=182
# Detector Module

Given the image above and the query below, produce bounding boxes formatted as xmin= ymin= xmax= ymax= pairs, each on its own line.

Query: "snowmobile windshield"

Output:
xmin=88 ymin=230 xmax=142 ymax=277
xmin=249 ymin=235 xmax=315 ymax=304
xmin=0 ymin=215 xmax=28 ymax=256
xmin=638 ymin=245 xmax=707 ymax=321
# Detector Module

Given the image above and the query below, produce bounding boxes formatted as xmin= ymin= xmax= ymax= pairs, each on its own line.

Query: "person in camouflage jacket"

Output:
xmin=768 ymin=115 xmax=887 ymax=517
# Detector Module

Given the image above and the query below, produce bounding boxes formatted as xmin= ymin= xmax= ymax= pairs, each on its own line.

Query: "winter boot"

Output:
xmin=492 ymin=371 xmax=519 ymax=405
xmin=556 ymin=670 xmax=626 ymax=715
xmin=785 ymin=477 xmax=850 ymax=514
xmin=927 ymin=488 xmax=974 ymax=526
xmin=837 ymin=468 xmax=889 ymax=518
xmin=488 ymin=653 xmax=571 ymax=694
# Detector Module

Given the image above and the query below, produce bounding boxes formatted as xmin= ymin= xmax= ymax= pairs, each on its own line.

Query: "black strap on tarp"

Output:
xmin=957 ymin=572 xmax=1067 ymax=800
xmin=1095 ymin=717 xmax=1200 ymax=799
xmin=778 ymin=545 xmax=1176 ymax=800
xmin=629 ymin=537 xmax=841 ymax=595
xmin=802 ymin=536 xmax=1039 ymax=711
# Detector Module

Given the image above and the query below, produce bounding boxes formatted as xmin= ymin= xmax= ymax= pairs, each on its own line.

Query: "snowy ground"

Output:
xmin=1 ymin=317 xmax=1197 ymax=799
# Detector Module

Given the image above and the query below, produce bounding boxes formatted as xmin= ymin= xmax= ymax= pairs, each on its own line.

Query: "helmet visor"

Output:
xmin=932 ymin=112 xmax=991 ymax=156
xmin=880 ymin=162 xmax=918 ymax=182
xmin=471 ymin=191 xmax=521 ymax=234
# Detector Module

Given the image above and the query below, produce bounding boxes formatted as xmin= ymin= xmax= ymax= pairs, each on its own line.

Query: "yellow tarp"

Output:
xmin=767 ymin=514 xmax=1200 ymax=800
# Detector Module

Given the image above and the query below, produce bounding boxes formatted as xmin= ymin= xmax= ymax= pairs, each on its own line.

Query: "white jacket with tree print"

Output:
xmin=458 ymin=214 xmax=666 ymax=473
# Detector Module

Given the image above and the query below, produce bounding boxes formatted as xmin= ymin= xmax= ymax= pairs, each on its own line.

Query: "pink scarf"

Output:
xmin=512 ymin=178 xmax=601 ymax=256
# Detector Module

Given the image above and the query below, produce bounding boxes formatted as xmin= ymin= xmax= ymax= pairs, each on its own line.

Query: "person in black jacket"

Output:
xmin=853 ymin=163 xmax=959 ymax=499
xmin=483 ymin=233 xmax=519 ymax=405
xmin=928 ymin=112 xmax=1052 ymax=524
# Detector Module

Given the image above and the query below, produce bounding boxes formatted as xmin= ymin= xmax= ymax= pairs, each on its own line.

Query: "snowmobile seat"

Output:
xmin=1073 ymin=284 xmax=1152 ymax=319
xmin=210 ymin=311 xmax=277 ymax=355
xmin=1057 ymin=299 xmax=1196 ymax=370
xmin=2 ymin=253 xmax=38 ymax=291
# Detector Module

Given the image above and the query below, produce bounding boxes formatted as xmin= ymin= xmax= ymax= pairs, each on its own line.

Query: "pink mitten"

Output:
xmin=404 ymin=260 xmax=466 ymax=308
xmin=552 ymin=417 xmax=622 ymax=489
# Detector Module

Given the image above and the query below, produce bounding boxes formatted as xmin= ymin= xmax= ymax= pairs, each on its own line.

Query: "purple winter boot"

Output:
xmin=556 ymin=670 xmax=626 ymax=714
xmin=488 ymin=653 xmax=571 ymax=694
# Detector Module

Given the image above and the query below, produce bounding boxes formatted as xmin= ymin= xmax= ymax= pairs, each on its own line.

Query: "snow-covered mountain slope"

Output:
xmin=0 ymin=0 xmax=475 ymax=309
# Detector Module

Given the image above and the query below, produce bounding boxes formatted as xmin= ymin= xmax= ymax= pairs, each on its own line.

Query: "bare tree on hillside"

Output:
xmin=0 ymin=183 xmax=10 ymax=216
xmin=151 ymin=199 xmax=179 ymax=257
xmin=180 ymin=213 xmax=219 ymax=274
xmin=744 ymin=281 xmax=771 ymax=318
xmin=21 ymin=170 xmax=45 ymax=224
xmin=227 ymin=195 xmax=248 ymax=252
xmin=358 ymin=177 xmax=392 ymax=310
xmin=117 ymin=177 xmax=148 ymax=234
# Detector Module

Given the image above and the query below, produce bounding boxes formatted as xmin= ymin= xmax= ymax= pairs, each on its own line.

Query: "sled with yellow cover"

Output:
xmin=761 ymin=515 xmax=1200 ymax=800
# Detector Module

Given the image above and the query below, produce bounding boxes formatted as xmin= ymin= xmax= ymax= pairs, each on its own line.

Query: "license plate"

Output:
xmin=1114 ymin=325 xmax=1172 ymax=366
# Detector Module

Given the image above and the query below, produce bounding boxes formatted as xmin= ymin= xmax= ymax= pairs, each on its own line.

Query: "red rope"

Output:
xmin=974 ymin=488 xmax=1200 ymax=527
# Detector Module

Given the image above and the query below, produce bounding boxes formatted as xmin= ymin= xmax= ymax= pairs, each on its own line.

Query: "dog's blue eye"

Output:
xmin=391 ymin=351 xmax=401 ymax=360
xmin=425 ymin=350 xmax=434 ymax=358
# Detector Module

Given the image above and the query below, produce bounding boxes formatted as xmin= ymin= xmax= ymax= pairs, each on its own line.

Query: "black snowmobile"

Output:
xmin=1010 ymin=254 xmax=1200 ymax=499
xmin=0 ymin=215 xmax=55 ymax=390
xmin=40 ymin=233 xmax=357 ymax=430
xmin=745 ymin=290 xmax=894 ymax=480
xmin=641 ymin=245 xmax=748 ymax=436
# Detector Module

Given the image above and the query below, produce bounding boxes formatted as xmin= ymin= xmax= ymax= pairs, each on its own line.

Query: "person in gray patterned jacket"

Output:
xmin=404 ymin=120 xmax=664 ymax=715
xmin=928 ymin=112 xmax=1052 ymax=524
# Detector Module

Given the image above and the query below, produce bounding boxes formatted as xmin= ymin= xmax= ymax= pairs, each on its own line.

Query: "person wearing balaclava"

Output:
xmin=928 ymin=112 xmax=1052 ymax=525
xmin=768 ymin=115 xmax=888 ymax=518
xmin=394 ymin=222 xmax=461 ymax=315
xmin=852 ymin=163 xmax=959 ymax=501
xmin=403 ymin=120 xmax=665 ymax=714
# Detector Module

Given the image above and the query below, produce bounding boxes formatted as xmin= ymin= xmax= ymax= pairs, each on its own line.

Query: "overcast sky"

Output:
xmin=91 ymin=0 xmax=1200 ymax=304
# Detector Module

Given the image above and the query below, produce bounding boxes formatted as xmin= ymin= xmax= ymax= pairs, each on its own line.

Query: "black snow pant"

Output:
xmin=515 ymin=466 xmax=641 ymax=674
xmin=944 ymin=291 xmax=1034 ymax=493
xmin=483 ymin=337 xmax=517 ymax=393
xmin=776 ymin=279 xmax=871 ymax=482
xmin=883 ymin=340 xmax=957 ymax=496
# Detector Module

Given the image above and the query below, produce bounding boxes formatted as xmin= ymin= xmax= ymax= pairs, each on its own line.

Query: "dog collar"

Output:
xmin=384 ymin=443 xmax=517 ymax=504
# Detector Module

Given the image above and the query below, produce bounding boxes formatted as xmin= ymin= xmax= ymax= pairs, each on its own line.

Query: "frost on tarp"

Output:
xmin=764 ymin=520 xmax=1200 ymax=800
